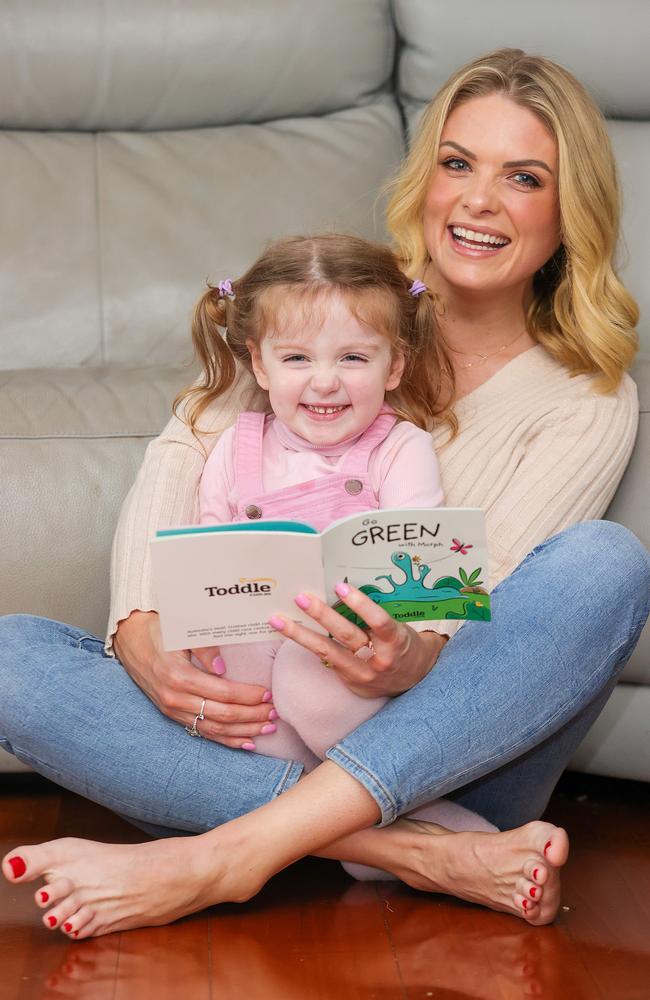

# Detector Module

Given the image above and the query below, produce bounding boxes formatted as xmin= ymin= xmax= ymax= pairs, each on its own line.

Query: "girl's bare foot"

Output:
xmin=2 ymin=830 xmax=266 ymax=939
xmin=383 ymin=818 xmax=569 ymax=925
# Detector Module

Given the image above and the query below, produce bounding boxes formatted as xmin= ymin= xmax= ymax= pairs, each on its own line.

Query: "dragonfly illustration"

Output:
xmin=450 ymin=538 xmax=473 ymax=555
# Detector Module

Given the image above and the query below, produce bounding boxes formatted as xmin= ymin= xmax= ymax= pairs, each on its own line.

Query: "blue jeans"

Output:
xmin=1 ymin=521 xmax=648 ymax=835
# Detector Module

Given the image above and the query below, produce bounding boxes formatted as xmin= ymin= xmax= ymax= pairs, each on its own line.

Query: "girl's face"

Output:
xmin=247 ymin=291 xmax=404 ymax=446
xmin=423 ymin=93 xmax=561 ymax=300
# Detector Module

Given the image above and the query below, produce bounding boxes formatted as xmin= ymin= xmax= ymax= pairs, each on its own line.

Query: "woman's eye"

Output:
xmin=442 ymin=157 xmax=470 ymax=172
xmin=511 ymin=171 xmax=540 ymax=189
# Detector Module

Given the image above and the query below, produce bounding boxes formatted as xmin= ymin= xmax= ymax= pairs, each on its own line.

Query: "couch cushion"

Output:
xmin=0 ymin=0 xmax=394 ymax=129
xmin=0 ymin=366 xmax=186 ymax=637
xmin=0 ymin=100 xmax=404 ymax=370
xmin=394 ymin=0 xmax=650 ymax=120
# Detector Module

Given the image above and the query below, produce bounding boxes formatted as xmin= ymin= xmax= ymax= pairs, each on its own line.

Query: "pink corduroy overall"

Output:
xmin=231 ymin=408 xmax=397 ymax=532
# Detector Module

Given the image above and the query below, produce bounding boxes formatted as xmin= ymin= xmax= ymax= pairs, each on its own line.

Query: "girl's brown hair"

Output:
xmin=385 ymin=47 xmax=638 ymax=392
xmin=175 ymin=233 xmax=455 ymax=435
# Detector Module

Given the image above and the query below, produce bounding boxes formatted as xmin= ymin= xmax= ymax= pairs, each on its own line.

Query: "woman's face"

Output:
xmin=423 ymin=93 xmax=561 ymax=300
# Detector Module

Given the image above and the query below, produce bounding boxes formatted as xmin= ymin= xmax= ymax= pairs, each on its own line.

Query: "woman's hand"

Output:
xmin=113 ymin=611 xmax=277 ymax=748
xmin=268 ymin=584 xmax=447 ymax=698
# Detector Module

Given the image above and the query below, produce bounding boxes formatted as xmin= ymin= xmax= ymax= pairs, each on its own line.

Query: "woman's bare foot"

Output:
xmin=385 ymin=818 xmax=569 ymax=925
xmin=2 ymin=829 xmax=267 ymax=939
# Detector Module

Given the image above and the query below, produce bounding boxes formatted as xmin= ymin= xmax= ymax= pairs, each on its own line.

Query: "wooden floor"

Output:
xmin=1 ymin=772 xmax=649 ymax=1000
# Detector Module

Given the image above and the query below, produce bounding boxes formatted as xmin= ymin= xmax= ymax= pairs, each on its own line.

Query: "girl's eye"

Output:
xmin=342 ymin=354 xmax=367 ymax=363
xmin=511 ymin=171 xmax=540 ymax=189
xmin=442 ymin=156 xmax=470 ymax=172
xmin=282 ymin=354 xmax=308 ymax=363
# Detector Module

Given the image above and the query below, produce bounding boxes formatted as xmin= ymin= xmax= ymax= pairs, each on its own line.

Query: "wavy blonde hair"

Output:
xmin=175 ymin=233 xmax=456 ymax=435
xmin=386 ymin=48 xmax=638 ymax=391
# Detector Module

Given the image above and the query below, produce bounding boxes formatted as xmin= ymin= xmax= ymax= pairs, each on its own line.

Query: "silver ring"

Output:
xmin=185 ymin=698 xmax=207 ymax=738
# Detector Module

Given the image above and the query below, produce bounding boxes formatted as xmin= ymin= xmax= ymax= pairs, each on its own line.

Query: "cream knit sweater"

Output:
xmin=106 ymin=346 xmax=638 ymax=651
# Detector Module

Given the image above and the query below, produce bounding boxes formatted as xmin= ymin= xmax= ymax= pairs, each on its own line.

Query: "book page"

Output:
xmin=151 ymin=529 xmax=326 ymax=649
xmin=321 ymin=508 xmax=490 ymax=626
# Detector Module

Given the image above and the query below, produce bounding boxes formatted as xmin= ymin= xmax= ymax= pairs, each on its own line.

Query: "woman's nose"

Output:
xmin=462 ymin=174 xmax=499 ymax=215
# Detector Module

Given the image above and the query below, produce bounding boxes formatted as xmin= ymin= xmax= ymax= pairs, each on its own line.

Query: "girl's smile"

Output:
xmin=247 ymin=291 xmax=404 ymax=446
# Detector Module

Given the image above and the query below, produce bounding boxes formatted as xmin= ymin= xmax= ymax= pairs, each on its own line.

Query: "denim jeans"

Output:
xmin=1 ymin=521 xmax=648 ymax=835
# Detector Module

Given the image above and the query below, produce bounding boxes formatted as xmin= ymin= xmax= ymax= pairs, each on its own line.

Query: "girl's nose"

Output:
xmin=310 ymin=367 xmax=340 ymax=393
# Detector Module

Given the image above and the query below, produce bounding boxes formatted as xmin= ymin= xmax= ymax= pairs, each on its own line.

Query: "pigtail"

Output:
xmin=173 ymin=284 xmax=239 ymax=434
xmin=388 ymin=283 xmax=458 ymax=438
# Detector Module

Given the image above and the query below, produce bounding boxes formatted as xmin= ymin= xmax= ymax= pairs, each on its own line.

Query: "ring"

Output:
xmin=354 ymin=638 xmax=374 ymax=656
xmin=320 ymin=658 xmax=331 ymax=669
xmin=185 ymin=698 xmax=207 ymax=738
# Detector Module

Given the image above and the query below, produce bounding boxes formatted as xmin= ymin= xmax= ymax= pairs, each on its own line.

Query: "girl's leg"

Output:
xmin=216 ymin=640 xmax=320 ymax=770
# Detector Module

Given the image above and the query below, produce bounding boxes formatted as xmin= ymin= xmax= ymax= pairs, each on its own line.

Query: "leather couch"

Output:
xmin=1 ymin=0 xmax=648 ymax=779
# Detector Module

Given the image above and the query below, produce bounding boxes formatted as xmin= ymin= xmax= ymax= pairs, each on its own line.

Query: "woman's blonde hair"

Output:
xmin=175 ymin=233 xmax=455 ymax=435
xmin=386 ymin=47 xmax=638 ymax=391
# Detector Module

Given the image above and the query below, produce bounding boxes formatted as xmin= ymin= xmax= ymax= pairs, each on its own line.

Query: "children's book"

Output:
xmin=150 ymin=507 xmax=490 ymax=650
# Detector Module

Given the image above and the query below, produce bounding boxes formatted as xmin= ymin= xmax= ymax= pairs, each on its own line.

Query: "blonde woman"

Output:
xmin=2 ymin=49 xmax=649 ymax=937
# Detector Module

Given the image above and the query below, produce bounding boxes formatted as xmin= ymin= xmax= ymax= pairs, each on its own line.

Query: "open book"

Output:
xmin=151 ymin=507 xmax=490 ymax=650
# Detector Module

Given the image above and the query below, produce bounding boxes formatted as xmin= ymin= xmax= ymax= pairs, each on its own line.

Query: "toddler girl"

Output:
xmin=177 ymin=234 xmax=496 ymax=864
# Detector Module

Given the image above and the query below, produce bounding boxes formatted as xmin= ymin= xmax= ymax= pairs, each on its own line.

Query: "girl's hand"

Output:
xmin=269 ymin=584 xmax=447 ymax=698
xmin=113 ymin=610 xmax=277 ymax=748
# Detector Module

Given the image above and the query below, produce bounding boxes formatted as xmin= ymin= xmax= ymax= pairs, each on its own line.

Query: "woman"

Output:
xmin=1 ymin=48 xmax=649 ymax=937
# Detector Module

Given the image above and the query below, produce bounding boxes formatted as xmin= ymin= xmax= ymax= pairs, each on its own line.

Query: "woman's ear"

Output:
xmin=385 ymin=350 xmax=406 ymax=391
xmin=246 ymin=338 xmax=269 ymax=390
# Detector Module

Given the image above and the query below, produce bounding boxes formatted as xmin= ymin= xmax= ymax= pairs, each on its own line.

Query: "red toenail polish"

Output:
xmin=40 ymin=891 xmax=49 ymax=903
xmin=64 ymin=922 xmax=72 ymax=932
xmin=533 ymin=868 xmax=540 ymax=880
xmin=544 ymin=840 xmax=552 ymax=855
xmin=522 ymin=899 xmax=529 ymax=910
xmin=530 ymin=886 xmax=538 ymax=898
xmin=8 ymin=856 xmax=26 ymax=878
xmin=74 ymin=930 xmax=79 ymax=937
xmin=47 ymin=915 xmax=57 ymax=927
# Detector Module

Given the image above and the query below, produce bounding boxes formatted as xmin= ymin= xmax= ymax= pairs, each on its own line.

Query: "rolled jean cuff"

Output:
xmin=272 ymin=759 xmax=305 ymax=798
xmin=326 ymin=745 xmax=397 ymax=826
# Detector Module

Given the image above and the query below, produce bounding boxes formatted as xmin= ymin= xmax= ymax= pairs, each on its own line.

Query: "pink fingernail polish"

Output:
xmin=241 ymin=742 xmax=256 ymax=751
xmin=268 ymin=708 xmax=279 ymax=721
xmin=262 ymin=691 xmax=272 ymax=703
xmin=295 ymin=593 xmax=311 ymax=610
xmin=211 ymin=655 xmax=226 ymax=675
xmin=8 ymin=856 xmax=26 ymax=878
xmin=335 ymin=582 xmax=351 ymax=598
xmin=268 ymin=616 xmax=285 ymax=631
xmin=261 ymin=723 xmax=276 ymax=735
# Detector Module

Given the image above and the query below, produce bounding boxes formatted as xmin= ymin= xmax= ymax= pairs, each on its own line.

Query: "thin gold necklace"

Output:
xmin=442 ymin=329 xmax=528 ymax=371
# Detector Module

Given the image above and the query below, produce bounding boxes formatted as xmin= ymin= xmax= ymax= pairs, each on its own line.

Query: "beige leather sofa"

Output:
xmin=1 ymin=0 xmax=648 ymax=779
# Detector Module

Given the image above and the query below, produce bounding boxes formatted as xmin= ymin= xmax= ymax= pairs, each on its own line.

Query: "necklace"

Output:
xmin=442 ymin=329 xmax=528 ymax=371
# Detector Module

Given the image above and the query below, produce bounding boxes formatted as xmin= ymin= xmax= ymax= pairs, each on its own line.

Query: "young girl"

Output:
xmin=179 ymin=233 xmax=497 ymax=860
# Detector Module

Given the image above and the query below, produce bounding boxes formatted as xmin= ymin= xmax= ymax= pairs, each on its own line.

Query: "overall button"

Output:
xmin=344 ymin=479 xmax=363 ymax=495
xmin=245 ymin=504 xmax=263 ymax=519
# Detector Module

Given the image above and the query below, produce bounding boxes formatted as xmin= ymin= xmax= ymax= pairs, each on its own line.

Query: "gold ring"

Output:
xmin=320 ymin=658 xmax=331 ymax=669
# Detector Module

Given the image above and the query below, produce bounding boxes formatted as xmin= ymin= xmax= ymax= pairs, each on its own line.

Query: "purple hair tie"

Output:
xmin=217 ymin=279 xmax=235 ymax=299
xmin=409 ymin=279 xmax=427 ymax=297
